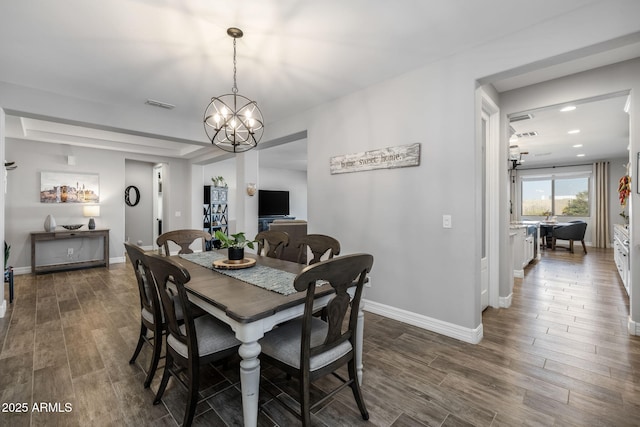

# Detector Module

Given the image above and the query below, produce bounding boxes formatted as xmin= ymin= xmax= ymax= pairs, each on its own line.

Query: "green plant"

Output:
xmin=214 ymin=231 xmax=255 ymax=250
xmin=211 ymin=176 xmax=226 ymax=187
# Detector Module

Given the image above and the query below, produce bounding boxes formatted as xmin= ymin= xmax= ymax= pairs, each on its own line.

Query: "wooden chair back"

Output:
xmin=255 ymin=230 xmax=290 ymax=259
xmin=124 ymin=242 xmax=160 ymax=322
xmin=297 ymin=234 xmax=341 ymax=265
xmin=295 ymin=253 xmax=373 ymax=371
xmin=156 ymin=229 xmax=212 ymax=255
xmin=145 ymin=253 xmax=197 ymax=358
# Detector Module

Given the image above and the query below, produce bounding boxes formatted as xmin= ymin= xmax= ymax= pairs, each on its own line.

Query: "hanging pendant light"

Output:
xmin=204 ymin=28 xmax=264 ymax=153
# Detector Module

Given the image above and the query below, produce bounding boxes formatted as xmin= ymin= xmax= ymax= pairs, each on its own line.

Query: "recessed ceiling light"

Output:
xmin=572 ymin=144 xmax=583 ymax=148
xmin=568 ymin=129 xmax=580 ymax=134
xmin=576 ymin=154 xmax=585 ymax=157
xmin=561 ymin=106 xmax=576 ymax=112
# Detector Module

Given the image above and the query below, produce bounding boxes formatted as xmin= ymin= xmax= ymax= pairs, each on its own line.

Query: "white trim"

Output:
xmin=13 ymin=266 xmax=30 ymax=275
xmin=513 ymin=269 xmax=524 ymax=279
xmin=0 ymin=298 xmax=5 ymax=318
xmin=479 ymin=88 xmax=501 ymax=310
xmin=629 ymin=317 xmax=639 ymax=336
xmin=363 ymin=299 xmax=483 ymax=344
xmin=499 ymin=292 xmax=513 ymax=308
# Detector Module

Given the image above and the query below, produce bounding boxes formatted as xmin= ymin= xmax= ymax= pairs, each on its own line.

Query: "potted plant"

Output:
xmin=212 ymin=176 xmax=227 ymax=188
xmin=214 ymin=231 xmax=255 ymax=261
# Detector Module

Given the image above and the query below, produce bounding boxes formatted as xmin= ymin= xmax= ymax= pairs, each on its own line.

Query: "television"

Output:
xmin=258 ymin=190 xmax=290 ymax=216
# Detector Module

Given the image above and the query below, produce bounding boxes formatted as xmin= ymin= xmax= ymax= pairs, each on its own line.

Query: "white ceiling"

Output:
xmin=0 ymin=1 xmax=638 ymax=168
xmin=508 ymin=94 xmax=630 ymax=169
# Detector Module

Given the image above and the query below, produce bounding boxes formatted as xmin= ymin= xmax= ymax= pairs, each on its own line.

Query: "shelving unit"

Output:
xmin=203 ymin=186 xmax=228 ymax=250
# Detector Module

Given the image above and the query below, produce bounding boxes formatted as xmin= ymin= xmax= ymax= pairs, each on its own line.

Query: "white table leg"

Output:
xmin=238 ymin=341 xmax=261 ymax=427
xmin=356 ymin=301 xmax=365 ymax=386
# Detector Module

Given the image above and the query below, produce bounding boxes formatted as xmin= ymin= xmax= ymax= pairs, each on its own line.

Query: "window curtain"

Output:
xmin=593 ymin=161 xmax=609 ymax=248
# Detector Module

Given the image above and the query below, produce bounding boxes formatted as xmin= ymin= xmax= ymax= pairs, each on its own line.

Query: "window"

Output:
xmin=521 ymin=176 xmax=589 ymax=217
xmin=522 ymin=180 xmax=552 ymax=216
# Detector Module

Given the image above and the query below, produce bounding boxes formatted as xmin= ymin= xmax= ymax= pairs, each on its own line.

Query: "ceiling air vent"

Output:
xmin=145 ymin=99 xmax=176 ymax=110
xmin=515 ymin=131 xmax=538 ymax=138
xmin=509 ymin=113 xmax=533 ymax=123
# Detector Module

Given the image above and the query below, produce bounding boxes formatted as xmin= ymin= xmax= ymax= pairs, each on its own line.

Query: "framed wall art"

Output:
xmin=40 ymin=171 xmax=100 ymax=203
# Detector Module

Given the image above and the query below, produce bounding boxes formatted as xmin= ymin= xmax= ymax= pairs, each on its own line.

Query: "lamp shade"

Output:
xmin=83 ymin=205 xmax=100 ymax=217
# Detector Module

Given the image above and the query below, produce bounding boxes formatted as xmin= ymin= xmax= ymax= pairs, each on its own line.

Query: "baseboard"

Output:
xmin=363 ymin=299 xmax=483 ymax=344
xmin=0 ymin=299 xmax=6 ymax=318
xmin=499 ymin=292 xmax=513 ymax=308
xmin=513 ymin=269 xmax=524 ymax=279
xmin=13 ymin=266 xmax=31 ymax=275
xmin=628 ymin=317 xmax=640 ymax=336
xmin=13 ymin=257 xmax=127 ymax=275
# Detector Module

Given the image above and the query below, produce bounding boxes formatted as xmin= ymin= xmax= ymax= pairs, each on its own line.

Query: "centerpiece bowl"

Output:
xmin=61 ymin=224 xmax=83 ymax=230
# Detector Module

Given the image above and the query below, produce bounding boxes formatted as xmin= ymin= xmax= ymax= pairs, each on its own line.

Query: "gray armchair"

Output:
xmin=552 ymin=221 xmax=587 ymax=254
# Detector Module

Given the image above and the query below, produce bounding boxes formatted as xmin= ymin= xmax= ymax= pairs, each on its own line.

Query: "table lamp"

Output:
xmin=83 ymin=205 xmax=100 ymax=230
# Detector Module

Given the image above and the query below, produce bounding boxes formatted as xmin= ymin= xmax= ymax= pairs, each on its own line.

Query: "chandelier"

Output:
xmin=204 ymin=28 xmax=264 ymax=153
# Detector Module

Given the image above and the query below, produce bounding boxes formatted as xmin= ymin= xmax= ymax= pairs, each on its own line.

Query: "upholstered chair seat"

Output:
xmin=167 ymin=315 xmax=240 ymax=359
xmin=260 ymin=316 xmax=352 ymax=371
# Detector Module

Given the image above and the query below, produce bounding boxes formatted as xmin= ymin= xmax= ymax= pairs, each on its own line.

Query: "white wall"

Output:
xmin=259 ymin=167 xmax=307 ymax=221
xmin=5 ymin=138 xmax=191 ymax=271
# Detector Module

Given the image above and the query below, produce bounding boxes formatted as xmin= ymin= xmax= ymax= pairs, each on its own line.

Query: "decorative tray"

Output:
xmin=61 ymin=224 xmax=84 ymax=230
xmin=212 ymin=258 xmax=257 ymax=270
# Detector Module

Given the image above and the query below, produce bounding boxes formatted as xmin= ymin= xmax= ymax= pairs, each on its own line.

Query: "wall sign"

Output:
xmin=125 ymin=185 xmax=140 ymax=207
xmin=329 ymin=143 xmax=420 ymax=175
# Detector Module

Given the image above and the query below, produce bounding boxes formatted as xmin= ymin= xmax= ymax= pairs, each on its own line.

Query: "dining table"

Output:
xmin=170 ymin=250 xmax=366 ymax=427
xmin=539 ymin=222 xmax=573 ymax=248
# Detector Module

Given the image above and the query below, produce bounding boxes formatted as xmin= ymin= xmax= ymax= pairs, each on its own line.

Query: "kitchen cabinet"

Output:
xmin=614 ymin=224 xmax=630 ymax=295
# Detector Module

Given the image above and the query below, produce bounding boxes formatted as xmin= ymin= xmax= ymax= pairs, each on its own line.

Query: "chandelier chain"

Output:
xmin=232 ymin=38 xmax=238 ymax=94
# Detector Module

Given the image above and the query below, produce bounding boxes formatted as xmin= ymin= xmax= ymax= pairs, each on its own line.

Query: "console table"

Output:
xmin=31 ymin=229 xmax=110 ymax=274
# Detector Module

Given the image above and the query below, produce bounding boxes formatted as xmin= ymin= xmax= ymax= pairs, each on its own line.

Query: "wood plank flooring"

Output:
xmin=1 ymin=247 xmax=638 ymax=426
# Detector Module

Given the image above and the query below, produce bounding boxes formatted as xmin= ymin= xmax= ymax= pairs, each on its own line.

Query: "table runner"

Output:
xmin=179 ymin=251 xmax=298 ymax=296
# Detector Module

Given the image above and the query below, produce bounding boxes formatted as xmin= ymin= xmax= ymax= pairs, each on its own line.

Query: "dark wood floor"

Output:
xmin=1 ymin=247 xmax=638 ymax=426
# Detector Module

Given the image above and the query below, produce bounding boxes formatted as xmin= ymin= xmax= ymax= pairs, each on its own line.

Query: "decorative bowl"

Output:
xmin=61 ymin=224 xmax=83 ymax=230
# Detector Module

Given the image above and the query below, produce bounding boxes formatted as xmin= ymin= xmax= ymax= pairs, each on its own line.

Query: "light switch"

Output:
xmin=175 ymin=211 xmax=181 ymax=217
xmin=443 ymin=214 xmax=452 ymax=229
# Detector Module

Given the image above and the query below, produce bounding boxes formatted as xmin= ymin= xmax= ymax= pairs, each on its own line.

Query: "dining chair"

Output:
xmin=146 ymin=253 xmax=240 ymax=427
xmin=552 ymin=221 xmax=588 ymax=254
xmin=125 ymin=242 xmax=165 ymax=388
xmin=156 ymin=229 xmax=212 ymax=255
xmin=259 ymin=253 xmax=374 ymax=426
xmin=255 ymin=230 xmax=290 ymax=259
xmin=296 ymin=234 xmax=341 ymax=265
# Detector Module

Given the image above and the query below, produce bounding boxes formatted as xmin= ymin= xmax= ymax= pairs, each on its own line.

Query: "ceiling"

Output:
xmin=508 ymin=94 xmax=630 ymax=169
xmin=0 ymin=1 xmax=638 ymax=168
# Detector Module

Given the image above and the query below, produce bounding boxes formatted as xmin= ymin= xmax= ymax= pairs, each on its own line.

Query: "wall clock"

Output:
xmin=125 ymin=185 xmax=140 ymax=207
